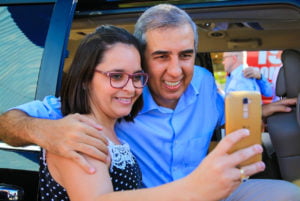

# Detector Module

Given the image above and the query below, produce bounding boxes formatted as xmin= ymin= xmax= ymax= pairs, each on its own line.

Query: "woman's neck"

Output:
xmin=86 ymin=112 xmax=120 ymax=145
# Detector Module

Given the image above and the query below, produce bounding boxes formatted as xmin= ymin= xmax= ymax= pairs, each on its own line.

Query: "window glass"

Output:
xmin=0 ymin=4 xmax=53 ymax=113
xmin=0 ymin=144 xmax=40 ymax=170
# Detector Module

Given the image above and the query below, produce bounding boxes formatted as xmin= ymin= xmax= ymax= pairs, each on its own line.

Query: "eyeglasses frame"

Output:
xmin=94 ymin=69 xmax=149 ymax=89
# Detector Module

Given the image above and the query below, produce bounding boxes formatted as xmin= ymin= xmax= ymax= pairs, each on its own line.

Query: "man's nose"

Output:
xmin=167 ymin=57 xmax=182 ymax=76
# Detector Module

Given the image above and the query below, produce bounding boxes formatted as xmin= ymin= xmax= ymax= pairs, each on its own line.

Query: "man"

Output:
xmin=1 ymin=4 xmax=299 ymax=200
xmin=223 ymin=51 xmax=273 ymax=97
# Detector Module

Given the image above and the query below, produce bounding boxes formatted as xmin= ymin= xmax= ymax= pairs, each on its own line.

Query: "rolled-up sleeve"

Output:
xmin=9 ymin=95 xmax=62 ymax=120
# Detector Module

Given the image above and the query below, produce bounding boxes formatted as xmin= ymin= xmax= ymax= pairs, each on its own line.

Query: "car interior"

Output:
xmin=65 ymin=2 xmax=300 ymax=69
xmin=1 ymin=1 xmax=300 ymax=200
xmin=267 ymin=49 xmax=300 ymax=182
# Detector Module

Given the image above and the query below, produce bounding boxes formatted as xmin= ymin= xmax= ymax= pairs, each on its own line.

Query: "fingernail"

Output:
xmin=254 ymin=144 xmax=263 ymax=152
xmin=285 ymin=107 xmax=292 ymax=112
xmin=242 ymin=129 xmax=250 ymax=135
xmin=89 ymin=167 xmax=96 ymax=174
xmin=258 ymin=162 xmax=266 ymax=170
xmin=106 ymin=156 xmax=111 ymax=164
xmin=96 ymin=125 xmax=103 ymax=130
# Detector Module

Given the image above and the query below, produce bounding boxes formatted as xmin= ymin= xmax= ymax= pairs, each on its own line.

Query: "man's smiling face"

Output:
xmin=144 ymin=23 xmax=196 ymax=109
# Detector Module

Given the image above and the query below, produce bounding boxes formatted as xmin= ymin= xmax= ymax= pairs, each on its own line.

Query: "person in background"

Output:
xmin=1 ymin=4 xmax=300 ymax=201
xmin=223 ymin=51 xmax=273 ymax=97
xmin=271 ymin=65 xmax=282 ymax=102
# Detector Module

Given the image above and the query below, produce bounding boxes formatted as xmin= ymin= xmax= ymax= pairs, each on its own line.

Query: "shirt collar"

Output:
xmin=140 ymin=86 xmax=159 ymax=113
xmin=230 ymin=64 xmax=243 ymax=77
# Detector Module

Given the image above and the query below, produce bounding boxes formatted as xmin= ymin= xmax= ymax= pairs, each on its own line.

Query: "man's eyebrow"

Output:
xmin=151 ymin=50 xmax=170 ymax=56
xmin=151 ymin=49 xmax=194 ymax=56
xmin=180 ymin=49 xmax=194 ymax=54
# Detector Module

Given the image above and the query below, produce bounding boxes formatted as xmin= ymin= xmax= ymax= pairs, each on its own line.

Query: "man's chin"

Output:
xmin=162 ymin=93 xmax=183 ymax=104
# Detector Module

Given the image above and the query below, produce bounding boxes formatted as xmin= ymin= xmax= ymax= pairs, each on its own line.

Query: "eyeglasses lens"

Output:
xmin=109 ymin=72 xmax=147 ymax=88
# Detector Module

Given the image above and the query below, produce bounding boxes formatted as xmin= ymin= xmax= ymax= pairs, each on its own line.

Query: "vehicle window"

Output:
xmin=212 ymin=50 xmax=282 ymax=103
xmin=0 ymin=4 xmax=53 ymax=114
xmin=0 ymin=2 xmax=75 ymax=200
xmin=0 ymin=143 xmax=40 ymax=171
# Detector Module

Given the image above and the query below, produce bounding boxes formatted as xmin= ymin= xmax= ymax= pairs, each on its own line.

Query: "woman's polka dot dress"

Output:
xmin=39 ymin=140 xmax=143 ymax=201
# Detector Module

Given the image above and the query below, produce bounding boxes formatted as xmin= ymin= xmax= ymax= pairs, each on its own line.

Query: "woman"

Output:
xmin=39 ymin=25 xmax=147 ymax=200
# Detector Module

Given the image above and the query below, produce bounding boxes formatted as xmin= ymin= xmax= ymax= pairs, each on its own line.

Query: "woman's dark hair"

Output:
xmin=60 ymin=25 xmax=144 ymax=122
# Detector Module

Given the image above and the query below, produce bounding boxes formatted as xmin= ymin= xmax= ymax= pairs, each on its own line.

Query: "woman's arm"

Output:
xmin=48 ymin=151 xmax=113 ymax=201
xmin=51 ymin=129 xmax=264 ymax=201
xmin=96 ymin=129 xmax=264 ymax=201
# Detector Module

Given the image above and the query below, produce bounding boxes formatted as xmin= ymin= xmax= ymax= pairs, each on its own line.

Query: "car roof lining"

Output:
xmin=64 ymin=3 xmax=300 ymax=70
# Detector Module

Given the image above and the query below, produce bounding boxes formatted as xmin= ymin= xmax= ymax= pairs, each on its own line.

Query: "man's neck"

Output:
xmin=153 ymin=96 xmax=178 ymax=110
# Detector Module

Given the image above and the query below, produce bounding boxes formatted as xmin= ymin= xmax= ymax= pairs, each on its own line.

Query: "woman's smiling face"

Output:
xmin=90 ymin=43 xmax=143 ymax=119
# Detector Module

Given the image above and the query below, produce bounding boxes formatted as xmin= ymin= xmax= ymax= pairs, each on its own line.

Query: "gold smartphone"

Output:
xmin=225 ymin=91 xmax=262 ymax=166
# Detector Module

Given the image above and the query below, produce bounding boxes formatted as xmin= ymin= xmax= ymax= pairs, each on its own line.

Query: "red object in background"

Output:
xmin=247 ymin=51 xmax=283 ymax=103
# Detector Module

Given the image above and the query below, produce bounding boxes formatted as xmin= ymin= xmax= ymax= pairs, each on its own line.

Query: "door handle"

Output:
xmin=0 ymin=183 xmax=24 ymax=201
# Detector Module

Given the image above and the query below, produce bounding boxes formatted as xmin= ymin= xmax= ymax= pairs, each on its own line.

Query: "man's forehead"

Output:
xmin=145 ymin=25 xmax=195 ymax=54
xmin=146 ymin=23 xmax=193 ymax=34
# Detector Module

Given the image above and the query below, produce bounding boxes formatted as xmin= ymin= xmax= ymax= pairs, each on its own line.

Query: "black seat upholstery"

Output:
xmin=267 ymin=49 xmax=300 ymax=182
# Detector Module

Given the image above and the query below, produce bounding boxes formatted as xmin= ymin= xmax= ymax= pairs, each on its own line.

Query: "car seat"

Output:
xmin=266 ymin=49 xmax=300 ymax=182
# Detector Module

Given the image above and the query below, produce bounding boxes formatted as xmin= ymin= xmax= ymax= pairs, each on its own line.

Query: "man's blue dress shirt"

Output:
xmin=225 ymin=65 xmax=273 ymax=97
xmin=13 ymin=66 xmax=225 ymax=188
